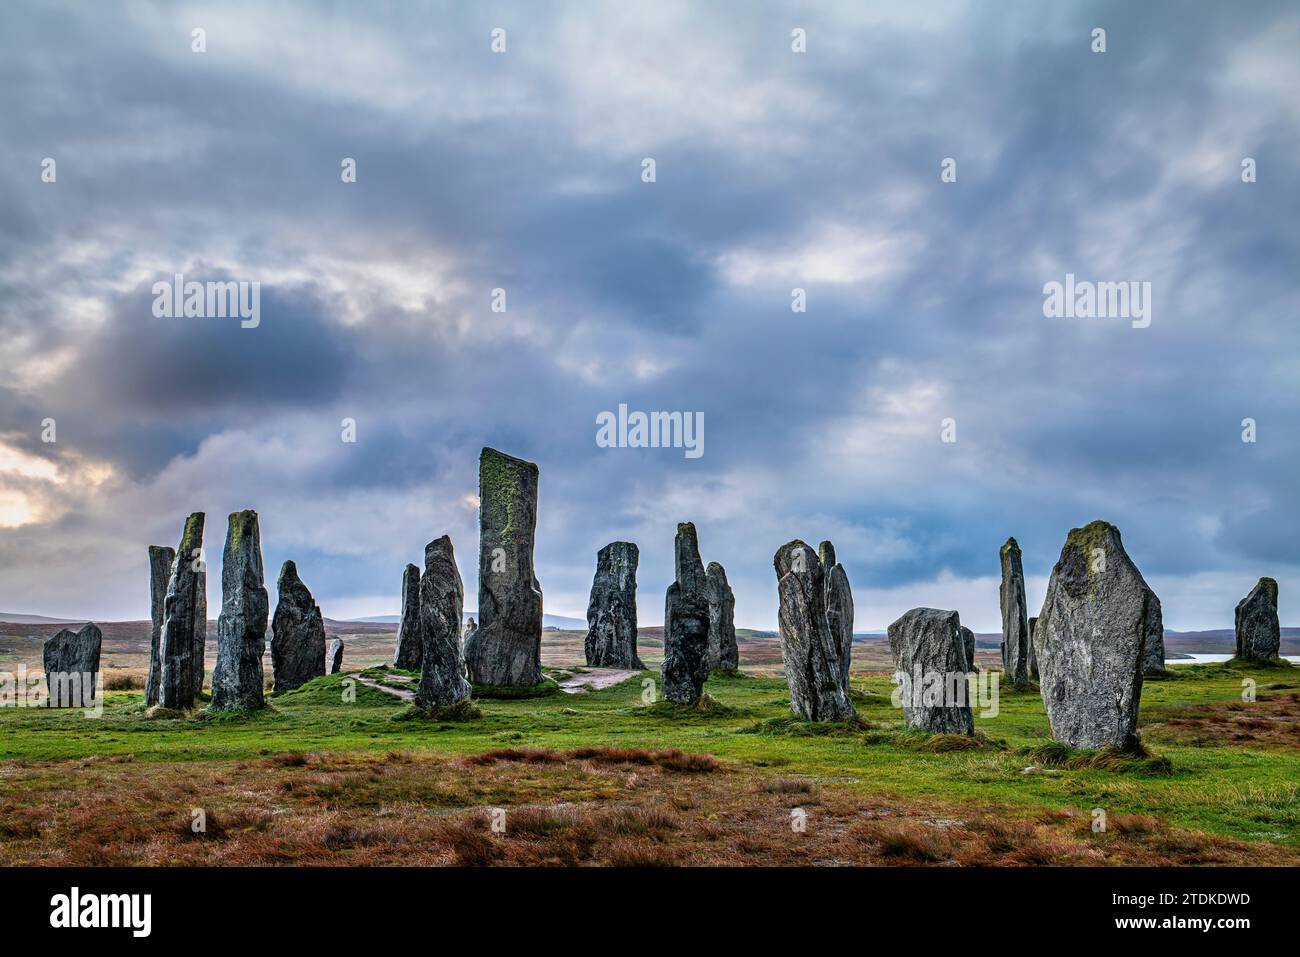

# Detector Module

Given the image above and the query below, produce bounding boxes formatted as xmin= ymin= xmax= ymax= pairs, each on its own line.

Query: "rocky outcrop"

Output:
xmin=328 ymin=638 xmax=345 ymax=674
xmin=1035 ymin=520 xmax=1150 ymax=751
xmin=706 ymin=561 xmax=738 ymax=674
xmin=585 ymin=541 xmax=643 ymax=669
xmin=145 ymin=545 xmax=175 ymax=706
xmin=468 ymin=448 xmax=543 ymax=686
xmin=1142 ymin=591 xmax=1167 ymax=675
xmin=160 ymin=512 xmax=205 ymax=710
xmin=1235 ymin=578 xmax=1280 ymax=661
xmin=210 ymin=510 xmax=269 ymax=711
xmin=662 ymin=523 xmax=711 ymax=704
xmin=773 ymin=540 xmax=856 ymax=721
xmin=888 ymin=608 xmax=974 ymax=734
xmin=1000 ymin=538 xmax=1030 ymax=684
xmin=270 ymin=560 xmax=326 ymax=692
xmin=393 ymin=563 xmax=422 ymax=671
xmin=820 ymin=541 xmax=853 ymax=689
xmin=415 ymin=535 xmax=472 ymax=709
xmin=43 ymin=623 xmax=102 ymax=708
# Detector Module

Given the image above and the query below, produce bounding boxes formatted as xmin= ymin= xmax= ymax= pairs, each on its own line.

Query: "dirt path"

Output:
xmin=353 ymin=673 xmax=414 ymax=701
xmin=552 ymin=667 xmax=640 ymax=694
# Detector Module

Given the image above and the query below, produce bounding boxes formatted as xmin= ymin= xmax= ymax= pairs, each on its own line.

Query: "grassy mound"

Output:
xmin=471 ymin=678 xmax=560 ymax=700
xmin=638 ymin=693 xmax=735 ymax=718
xmin=741 ymin=714 xmax=870 ymax=737
xmin=391 ymin=699 xmax=482 ymax=722
xmin=1019 ymin=741 xmax=1174 ymax=775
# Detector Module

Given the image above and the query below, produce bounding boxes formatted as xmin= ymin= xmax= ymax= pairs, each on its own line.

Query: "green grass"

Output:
xmin=1 ymin=663 xmax=1297 ymax=846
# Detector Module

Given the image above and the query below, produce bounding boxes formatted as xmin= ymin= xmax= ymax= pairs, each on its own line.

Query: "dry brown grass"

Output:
xmin=1145 ymin=692 xmax=1300 ymax=749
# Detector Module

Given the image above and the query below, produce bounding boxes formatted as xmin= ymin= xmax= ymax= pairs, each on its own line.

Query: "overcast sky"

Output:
xmin=1 ymin=1 xmax=1297 ymax=631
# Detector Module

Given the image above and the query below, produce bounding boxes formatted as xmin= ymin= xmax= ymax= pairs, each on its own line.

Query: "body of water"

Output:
xmin=1170 ymin=654 xmax=1300 ymax=664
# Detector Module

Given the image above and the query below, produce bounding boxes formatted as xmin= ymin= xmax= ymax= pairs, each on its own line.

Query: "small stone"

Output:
xmin=210 ymin=510 xmax=269 ymax=711
xmin=328 ymin=638 xmax=345 ymax=674
xmin=43 ymin=623 xmax=102 ymax=708
xmin=1235 ymin=578 xmax=1280 ymax=661
xmin=145 ymin=545 xmax=175 ymax=706
xmin=706 ymin=561 xmax=738 ymax=674
xmin=393 ymin=563 xmax=422 ymax=670
xmin=415 ymin=535 xmax=472 ymax=709
xmin=270 ymin=560 xmax=327 ymax=692
xmin=662 ymin=523 xmax=711 ymax=705
xmin=585 ymin=541 xmax=643 ymax=669
xmin=773 ymin=540 xmax=855 ymax=721
xmin=887 ymin=607 xmax=973 ymax=734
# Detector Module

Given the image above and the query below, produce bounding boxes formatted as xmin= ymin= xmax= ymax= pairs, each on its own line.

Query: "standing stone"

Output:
xmin=1000 ymin=538 xmax=1030 ymax=684
xmin=960 ymin=625 xmax=977 ymax=674
xmin=820 ymin=541 xmax=854 ymax=690
xmin=270 ymin=560 xmax=327 ymax=692
xmin=43 ymin=623 xmax=102 ymax=708
xmin=415 ymin=535 xmax=472 ymax=709
xmin=662 ymin=523 xmax=711 ymax=704
xmin=328 ymin=638 xmax=345 ymax=674
xmin=585 ymin=541 xmax=643 ymax=669
xmin=1027 ymin=616 xmax=1039 ymax=679
xmin=888 ymin=608 xmax=974 ymax=734
xmin=468 ymin=448 xmax=543 ymax=687
xmin=393 ymin=563 xmax=422 ymax=670
xmin=192 ymin=564 xmax=207 ymax=694
xmin=210 ymin=510 xmax=269 ymax=711
xmin=1235 ymin=577 xmax=1281 ymax=661
xmin=773 ymin=540 xmax=856 ymax=721
xmin=159 ymin=512 xmax=205 ymax=710
xmin=1036 ymin=520 xmax=1150 ymax=751
xmin=145 ymin=545 xmax=175 ymax=706
xmin=706 ymin=561 xmax=738 ymax=674
xmin=1142 ymin=591 xmax=1167 ymax=675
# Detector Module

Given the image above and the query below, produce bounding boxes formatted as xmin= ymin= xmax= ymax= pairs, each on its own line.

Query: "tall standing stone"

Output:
xmin=328 ymin=638 xmax=345 ymax=674
xmin=820 ymin=541 xmax=854 ymax=690
xmin=1027 ymin=616 xmax=1039 ymax=679
xmin=159 ymin=512 xmax=205 ymax=710
xmin=393 ymin=563 xmax=422 ymax=670
xmin=415 ymin=535 xmax=472 ymax=709
xmin=1035 ymin=520 xmax=1150 ymax=751
xmin=210 ymin=510 xmax=269 ymax=711
xmin=270 ymin=560 xmax=327 ymax=692
xmin=706 ymin=561 xmax=738 ymax=674
xmin=1142 ymin=591 xmax=1166 ymax=675
xmin=1000 ymin=538 xmax=1030 ymax=684
xmin=192 ymin=564 xmax=207 ymax=694
xmin=773 ymin=540 xmax=856 ymax=721
xmin=1235 ymin=578 xmax=1280 ymax=661
xmin=662 ymin=523 xmax=711 ymax=704
xmin=888 ymin=608 xmax=974 ymax=734
xmin=145 ymin=545 xmax=175 ymax=706
xmin=43 ymin=623 xmax=102 ymax=708
xmin=585 ymin=541 xmax=643 ymax=669
xmin=468 ymin=448 xmax=543 ymax=687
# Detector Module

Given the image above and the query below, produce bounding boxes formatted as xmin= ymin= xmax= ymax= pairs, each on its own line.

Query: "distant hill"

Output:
xmin=349 ymin=612 xmax=589 ymax=630
xmin=0 ymin=612 xmax=81 ymax=625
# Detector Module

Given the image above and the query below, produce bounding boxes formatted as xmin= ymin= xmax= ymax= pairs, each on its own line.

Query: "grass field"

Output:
xmin=1 ymin=652 xmax=1297 ymax=866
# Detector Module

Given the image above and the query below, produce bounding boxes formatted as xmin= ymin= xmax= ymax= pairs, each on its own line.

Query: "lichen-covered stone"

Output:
xmin=210 ymin=510 xmax=269 ymax=711
xmin=662 ymin=523 xmax=711 ymax=704
xmin=193 ymin=563 xmax=207 ymax=694
xmin=415 ymin=535 xmax=472 ymax=709
xmin=774 ymin=540 xmax=856 ymax=721
xmin=1235 ymin=578 xmax=1280 ymax=661
xmin=145 ymin=545 xmax=175 ymax=706
xmin=328 ymin=638 xmax=345 ymax=674
xmin=1142 ymin=590 xmax=1166 ymax=675
xmin=43 ymin=623 xmax=102 ymax=708
xmin=468 ymin=448 xmax=543 ymax=686
xmin=160 ymin=512 xmax=205 ymax=710
xmin=585 ymin=541 xmax=643 ymax=669
xmin=1000 ymin=537 xmax=1030 ymax=684
xmin=1035 ymin=520 xmax=1150 ymax=751
xmin=393 ymin=563 xmax=422 ymax=670
xmin=888 ymin=608 xmax=974 ymax=734
xmin=820 ymin=541 xmax=853 ymax=690
xmin=706 ymin=561 xmax=738 ymax=674
xmin=271 ymin=560 xmax=326 ymax=692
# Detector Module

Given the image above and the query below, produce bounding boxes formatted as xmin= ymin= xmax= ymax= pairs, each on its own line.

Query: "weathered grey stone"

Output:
xmin=393 ymin=563 xmax=422 ymax=671
xmin=585 ymin=541 xmax=643 ymax=669
xmin=1027 ymin=616 xmax=1039 ymax=679
xmin=887 ymin=608 xmax=974 ymax=734
xmin=43 ymin=623 xmax=102 ymax=708
xmin=210 ymin=510 xmax=269 ymax=711
xmin=1235 ymin=578 xmax=1280 ymax=661
xmin=159 ymin=512 xmax=205 ymax=710
xmin=463 ymin=616 xmax=477 ymax=645
xmin=468 ymin=448 xmax=543 ymax=686
xmin=1000 ymin=537 xmax=1030 ymax=684
xmin=1036 ymin=520 xmax=1150 ymax=751
xmin=145 ymin=545 xmax=175 ymax=706
xmin=1142 ymin=591 xmax=1167 ymax=675
xmin=774 ymin=540 xmax=856 ymax=721
xmin=706 ymin=561 xmax=738 ymax=674
xmin=820 ymin=541 xmax=853 ymax=690
xmin=270 ymin=560 xmax=326 ymax=692
xmin=960 ymin=625 xmax=976 ymax=674
xmin=193 ymin=564 xmax=207 ymax=694
xmin=415 ymin=535 xmax=472 ymax=709
xmin=662 ymin=523 xmax=711 ymax=704
xmin=328 ymin=638 xmax=345 ymax=674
